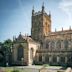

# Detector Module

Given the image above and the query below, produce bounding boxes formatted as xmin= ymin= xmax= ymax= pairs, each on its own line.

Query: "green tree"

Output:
xmin=0 ymin=42 xmax=2 ymax=45
xmin=0 ymin=42 xmax=5 ymax=66
xmin=3 ymin=39 xmax=13 ymax=48
xmin=3 ymin=39 xmax=13 ymax=66
xmin=11 ymin=70 xmax=19 ymax=72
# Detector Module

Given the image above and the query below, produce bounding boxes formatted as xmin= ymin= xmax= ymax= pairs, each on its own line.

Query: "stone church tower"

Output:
xmin=31 ymin=4 xmax=51 ymax=42
xmin=12 ymin=4 xmax=72 ymax=66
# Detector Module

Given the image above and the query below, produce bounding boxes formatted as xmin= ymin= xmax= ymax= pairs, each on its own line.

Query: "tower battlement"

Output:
xmin=32 ymin=10 xmax=51 ymax=17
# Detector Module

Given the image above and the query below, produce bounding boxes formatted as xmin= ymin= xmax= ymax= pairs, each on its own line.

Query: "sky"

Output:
xmin=0 ymin=0 xmax=72 ymax=42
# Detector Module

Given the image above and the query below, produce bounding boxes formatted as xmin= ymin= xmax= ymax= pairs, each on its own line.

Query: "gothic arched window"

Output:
xmin=67 ymin=56 xmax=72 ymax=63
xmin=50 ymin=41 xmax=55 ymax=49
xmin=45 ymin=55 xmax=49 ymax=63
xmin=64 ymin=40 xmax=69 ymax=49
xmin=46 ymin=43 xmax=49 ymax=49
xmin=53 ymin=56 xmax=57 ymax=63
xmin=39 ymin=55 xmax=42 ymax=62
xmin=60 ymin=57 xmax=65 ymax=63
xmin=46 ymin=41 xmax=49 ymax=49
xmin=56 ymin=40 xmax=61 ymax=49
xmin=17 ymin=45 xmax=24 ymax=61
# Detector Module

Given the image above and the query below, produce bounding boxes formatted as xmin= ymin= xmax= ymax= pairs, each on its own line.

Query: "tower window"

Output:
xmin=45 ymin=22 xmax=47 ymax=26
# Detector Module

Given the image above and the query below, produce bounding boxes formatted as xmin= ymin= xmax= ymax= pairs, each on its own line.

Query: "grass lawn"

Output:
xmin=5 ymin=67 xmax=13 ymax=72
xmin=4 ymin=67 xmax=27 ymax=72
xmin=35 ymin=64 xmax=62 ymax=67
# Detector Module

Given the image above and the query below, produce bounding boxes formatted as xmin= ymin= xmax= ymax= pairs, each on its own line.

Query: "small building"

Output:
xmin=12 ymin=33 xmax=40 ymax=65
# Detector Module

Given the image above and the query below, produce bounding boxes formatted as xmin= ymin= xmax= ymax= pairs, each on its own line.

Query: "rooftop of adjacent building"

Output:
xmin=47 ymin=26 xmax=72 ymax=36
xmin=13 ymin=32 xmax=40 ymax=45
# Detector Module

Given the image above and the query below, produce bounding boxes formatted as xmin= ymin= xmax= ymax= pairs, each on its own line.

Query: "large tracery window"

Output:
xmin=17 ymin=45 xmax=24 ymax=61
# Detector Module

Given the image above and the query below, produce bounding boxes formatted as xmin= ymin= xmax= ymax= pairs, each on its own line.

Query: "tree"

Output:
xmin=0 ymin=42 xmax=2 ymax=45
xmin=11 ymin=70 xmax=19 ymax=72
xmin=0 ymin=42 xmax=5 ymax=66
xmin=3 ymin=39 xmax=13 ymax=48
xmin=3 ymin=39 xmax=13 ymax=66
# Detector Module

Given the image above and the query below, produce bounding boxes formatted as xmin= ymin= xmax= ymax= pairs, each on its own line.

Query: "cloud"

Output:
xmin=59 ymin=0 xmax=72 ymax=25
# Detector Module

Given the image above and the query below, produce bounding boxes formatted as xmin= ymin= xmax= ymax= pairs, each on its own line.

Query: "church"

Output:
xmin=12 ymin=4 xmax=72 ymax=66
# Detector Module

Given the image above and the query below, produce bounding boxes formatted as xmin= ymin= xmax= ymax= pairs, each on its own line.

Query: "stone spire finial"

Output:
xmin=69 ymin=26 xmax=71 ymax=30
xmin=32 ymin=5 xmax=34 ymax=16
xmin=13 ymin=36 xmax=15 ymax=41
xmin=33 ymin=5 xmax=34 ymax=10
xmin=55 ymin=28 xmax=56 ymax=32
xmin=62 ymin=27 xmax=63 ymax=31
xmin=42 ymin=2 xmax=44 ymax=7
xmin=25 ymin=33 xmax=26 ymax=37
xmin=20 ymin=32 xmax=21 ymax=35
xmin=42 ymin=2 xmax=45 ymax=13
xmin=49 ymin=11 xmax=51 ymax=18
xmin=13 ymin=35 xmax=16 ymax=41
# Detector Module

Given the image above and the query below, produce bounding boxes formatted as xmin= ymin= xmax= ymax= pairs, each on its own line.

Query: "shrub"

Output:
xmin=11 ymin=70 xmax=19 ymax=72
